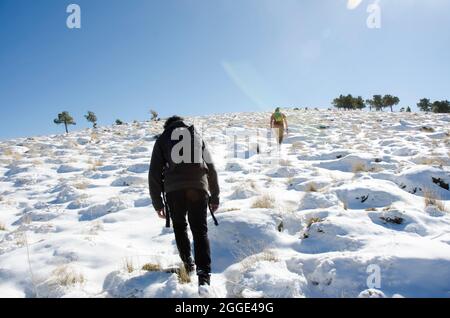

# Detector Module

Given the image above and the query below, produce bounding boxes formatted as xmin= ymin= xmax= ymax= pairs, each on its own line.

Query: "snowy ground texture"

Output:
xmin=1 ymin=110 xmax=450 ymax=298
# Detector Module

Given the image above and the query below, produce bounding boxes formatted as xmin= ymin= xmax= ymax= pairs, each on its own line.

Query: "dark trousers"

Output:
xmin=166 ymin=188 xmax=211 ymax=274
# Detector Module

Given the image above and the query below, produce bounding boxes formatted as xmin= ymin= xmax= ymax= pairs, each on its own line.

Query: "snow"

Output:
xmin=0 ymin=110 xmax=450 ymax=298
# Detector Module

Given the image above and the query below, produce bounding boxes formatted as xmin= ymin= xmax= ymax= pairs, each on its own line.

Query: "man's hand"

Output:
xmin=209 ymin=203 xmax=219 ymax=213
xmin=156 ymin=208 xmax=166 ymax=219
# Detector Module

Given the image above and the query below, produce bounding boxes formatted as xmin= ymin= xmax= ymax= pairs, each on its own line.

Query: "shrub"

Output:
xmin=85 ymin=111 xmax=98 ymax=128
xmin=150 ymin=109 xmax=159 ymax=121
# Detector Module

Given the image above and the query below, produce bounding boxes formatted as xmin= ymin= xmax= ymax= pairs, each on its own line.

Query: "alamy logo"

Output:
xmin=366 ymin=264 xmax=381 ymax=289
xmin=347 ymin=0 xmax=381 ymax=29
xmin=170 ymin=128 xmax=205 ymax=164
xmin=366 ymin=1 xmax=381 ymax=29
xmin=169 ymin=127 xmax=284 ymax=166
xmin=66 ymin=4 xmax=81 ymax=29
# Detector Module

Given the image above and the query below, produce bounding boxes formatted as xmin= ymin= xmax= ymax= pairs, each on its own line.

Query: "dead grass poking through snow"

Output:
xmin=251 ymin=195 xmax=275 ymax=209
xmin=424 ymin=190 xmax=448 ymax=213
xmin=305 ymin=182 xmax=318 ymax=192
xmin=240 ymin=250 xmax=279 ymax=271
xmin=352 ymin=162 xmax=368 ymax=173
xmin=222 ymin=207 xmax=240 ymax=212
xmin=3 ymin=148 xmax=14 ymax=156
xmin=278 ymin=159 xmax=292 ymax=166
xmin=0 ymin=222 xmax=6 ymax=231
xmin=52 ymin=265 xmax=85 ymax=287
xmin=124 ymin=258 xmax=135 ymax=273
xmin=141 ymin=263 xmax=191 ymax=284
xmin=306 ymin=217 xmax=323 ymax=229
xmin=73 ymin=181 xmax=90 ymax=190
xmin=3 ymin=148 xmax=22 ymax=160
xmin=342 ymin=199 xmax=348 ymax=211
xmin=88 ymin=159 xmax=104 ymax=171
xmin=142 ymin=263 xmax=162 ymax=272
xmin=177 ymin=265 xmax=191 ymax=284
xmin=419 ymin=157 xmax=446 ymax=167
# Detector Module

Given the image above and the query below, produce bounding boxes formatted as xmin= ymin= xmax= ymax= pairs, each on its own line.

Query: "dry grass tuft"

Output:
xmin=142 ymin=263 xmax=162 ymax=272
xmin=305 ymin=182 xmax=318 ymax=192
xmin=0 ymin=222 xmax=6 ymax=231
xmin=177 ymin=265 xmax=191 ymax=284
xmin=306 ymin=217 xmax=323 ymax=229
xmin=352 ymin=162 xmax=368 ymax=173
xmin=222 ymin=207 xmax=240 ymax=212
xmin=278 ymin=159 xmax=292 ymax=166
xmin=419 ymin=157 xmax=446 ymax=166
xmin=240 ymin=250 xmax=279 ymax=271
xmin=251 ymin=195 xmax=275 ymax=209
xmin=73 ymin=181 xmax=90 ymax=190
xmin=424 ymin=190 xmax=448 ymax=213
xmin=88 ymin=159 xmax=104 ymax=171
xmin=124 ymin=258 xmax=135 ymax=273
xmin=342 ymin=199 xmax=348 ymax=211
xmin=3 ymin=148 xmax=14 ymax=156
xmin=52 ymin=265 xmax=85 ymax=287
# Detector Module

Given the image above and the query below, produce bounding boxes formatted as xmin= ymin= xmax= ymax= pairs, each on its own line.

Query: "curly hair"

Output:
xmin=164 ymin=115 xmax=184 ymax=129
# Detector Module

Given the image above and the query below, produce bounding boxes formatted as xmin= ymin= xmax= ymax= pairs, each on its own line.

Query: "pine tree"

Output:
xmin=366 ymin=95 xmax=384 ymax=111
xmin=431 ymin=100 xmax=450 ymax=113
xmin=382 ymin=95 xmax=400 ymax=112
xmin=150 ymin=109 xmax=158 ymax=121
xmin=406 ymin=106 xmax=411 ymax=112
xmin=417 ymin=98 xmax=432 ymax=112
xmin=85 ymin=111 xmax=98 ymax=128
xmin=115 ymin=119 xmax=124 ymax=125
xmin=352 ymin=96 xmax=366 ymax=110
xmin=54 ymin=111 xmax=76 ymax=134
xmin=332 ymin=94 xmax=355 ymax=110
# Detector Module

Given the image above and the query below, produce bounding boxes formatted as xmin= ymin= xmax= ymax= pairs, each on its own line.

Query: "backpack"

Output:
xmin=273 ymin=111 xmax=284 ymax=124
xmin=163 ymin=124 xmax=208 ymax=174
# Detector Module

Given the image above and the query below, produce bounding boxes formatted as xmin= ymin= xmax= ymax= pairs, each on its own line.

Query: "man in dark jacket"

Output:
xmin=148 ymin=116 xmax=220 ymax=289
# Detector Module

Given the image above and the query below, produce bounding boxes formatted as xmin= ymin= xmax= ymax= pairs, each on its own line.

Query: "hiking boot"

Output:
xmin=183 ymin=262 xmax=195 ymax=274
xmin=198 ymin=271 xmax=211 ymax=287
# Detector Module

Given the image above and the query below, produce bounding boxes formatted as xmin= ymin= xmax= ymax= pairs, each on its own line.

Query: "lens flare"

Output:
xmin=347 ymin=0 xmax=363 ymax=10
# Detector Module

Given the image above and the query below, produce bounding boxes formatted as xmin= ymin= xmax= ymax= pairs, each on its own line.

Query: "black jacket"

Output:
xmin=148 ymin=120 xmax=220 ymax=211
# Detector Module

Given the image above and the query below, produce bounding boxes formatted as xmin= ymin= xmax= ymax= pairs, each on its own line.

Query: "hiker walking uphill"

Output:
xmin=148 ymin=116 xmax=220 ymax=294
xmin=270 ymin=107 xmax=289 ymax=145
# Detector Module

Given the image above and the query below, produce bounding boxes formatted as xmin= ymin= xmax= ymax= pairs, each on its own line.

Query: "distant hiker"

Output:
xmin=148 ymin=116 xmax=220 ymax=292
xmin=270 ymin=107 xmax=288 ymax=145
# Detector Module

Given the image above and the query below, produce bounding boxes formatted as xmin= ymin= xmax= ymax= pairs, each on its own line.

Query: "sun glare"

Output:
xmin=347 ymin=0 xmax=363 ymax=10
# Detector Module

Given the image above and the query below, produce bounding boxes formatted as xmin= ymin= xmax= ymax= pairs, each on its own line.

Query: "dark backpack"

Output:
xmin=163 ymin=124 xmax=208 ymax=175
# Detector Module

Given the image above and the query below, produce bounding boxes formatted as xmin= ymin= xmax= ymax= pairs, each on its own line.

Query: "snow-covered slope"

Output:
xmin=0 ymin=110 xmax=449 ymax=298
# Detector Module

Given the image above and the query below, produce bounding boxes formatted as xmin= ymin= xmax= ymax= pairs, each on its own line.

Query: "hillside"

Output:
xmin=0 ymin=110 xmax=449 ymax=298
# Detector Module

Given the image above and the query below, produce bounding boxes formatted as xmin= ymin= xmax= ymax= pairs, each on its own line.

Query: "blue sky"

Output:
xmin=0 ymin=0 xmax=449 ymax=139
